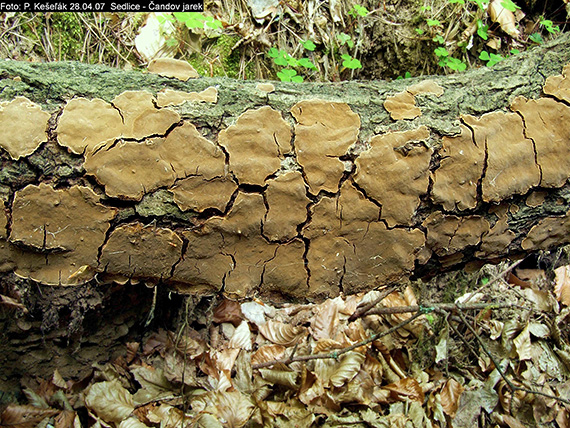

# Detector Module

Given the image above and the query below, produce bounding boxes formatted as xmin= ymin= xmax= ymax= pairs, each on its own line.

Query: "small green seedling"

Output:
xmin=341 ymin=54 xmax=362 ymax=69
xmin=477 ymin=20 xmax=489 ymax=40
xmin=500 ymin=0 xmax=520 ymax=11
xmin=301 ymin=40 xmax=316 ymax=51
xmin=472 ymin=0 xmax=488 ymax=10
xmin=510 ymin=48 xmax=520 ymax=55
xmin=479 ymin=50 xmax=504 ymax=66
xmin=172 ymin=12 xmax=222 ymax=30
xmin=297 ymin=58 xmax=317 ymax=70
xmin=337 ymin=32 xmax=355 ymax=48
xmin=449 ymin=0 xmax=465 ymax=3
xmin=277 ymin=69 xmax=303 ymax=83
xmin=348 ymin=4 xmax=369 ymax=18
xmin=396 ymin=71 xmax=412 ymax=79
xmin=427 ymin=19 xmax=441 ymax=27
xmin=433 ymin=34 xmax=445 ymax=44
xmin=540 ymin=19 xmax=560 ymax=34
xmin=446 ymin=57 xmax=467 ymax=71
xmin=415 ymin=28 xmax=425 ymax=35
xmin=529 ymin=32 xmax=543 ymax=44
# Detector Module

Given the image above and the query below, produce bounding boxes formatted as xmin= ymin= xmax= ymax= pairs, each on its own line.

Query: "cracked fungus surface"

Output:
xmin=3 ymin=63 xmax=570 ymax=299
xmin=0 ymin=97 xmax=50 ymax=160
xmin=9 ymin=184 xmax=116 ymax=285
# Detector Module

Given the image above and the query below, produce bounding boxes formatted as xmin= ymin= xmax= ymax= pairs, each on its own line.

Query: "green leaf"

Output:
xmin=480 ymin=277 xmax=489 ymax=285
xmin=473 ymin=0 xmax=488 ymax=10
xmin=529 ymin=32 xmax=543 ymax=44
xmin=287 ymin=56 xmax=298 ymax=67
xmin=337 ymin=32 xmax=351 ymax=46
xmin=404 ymin=71 xmax=412 ymax=78
xmin=433 ymin=34 xmax=445 ymax=44
xmin=501 ymin=0 xmax=520 ymax=11
xmin=510 ymin=48 xmax=520 ymax=55
xmin=267 ymin=47 xmax=279 ymax=58
xmin=449 ymin=0 xmax=465 ymax=3
xmin=291 ymin=75 xmax=304 ymax=83
xmin=447 ymin=57 xmax=467 ymax=71
xmin=301 ymin=40 xmax=316 ymax=51
xmin=165 ymin=38 xmax=178 ymax=47
xmin=540 ymin=19 xmax=560 ymax=33
xmin=477 ymin=20 xmax=489 ymax=40
xmin=415 ymin=28 xmax=425 ymax=35
xmin=277 ymin=68 xmax=298 ymax=82
xmin=434 ymin=47 xmax=449 ymax=57
xmin=349 ymin=4 xmax=369 ymax=18
xmin=298 ymin=58 xmax=317 ymax=70
xmin=341 ymin=54 xmax=362 ymax=69
xmin=479 ymin=50 xmax=490 ymax=60
xmin=426 ymin=19 xmax=441 ymax=26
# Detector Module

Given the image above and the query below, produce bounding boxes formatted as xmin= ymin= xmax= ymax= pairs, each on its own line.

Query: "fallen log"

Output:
xmin=0 ymin=33 xmax=570 ymax=389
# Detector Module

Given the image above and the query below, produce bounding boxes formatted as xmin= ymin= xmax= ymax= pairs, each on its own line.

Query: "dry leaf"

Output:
xmin=330 ymin=352 xmax=366 ymax=387
xmin=259 ymin=367 xmax=299 ymax=388
xmin=258 ymin=320 xmax=306 ymax=346
xmin=488 ymin=0 xmax=520 ymax=38
xmin=440 ymin=378 xmax=465 ymax=418
xmin=84 ymin=380 xmax=135 ymax=423
xmin=0 ymin=404 xmax=58 ymax=428
xmin=383 ymin=378 xmax=425 ymax=402
xmin=513 ymin=324 xmax=532 ymax=361
xmin=311 ymin=299 xmax=340 ymax=341
xmin=146 ymin=404 xmax=186 ymax=428
xmin=252 ymin=344 xmax=286 ymax=366
xmin=554 ymin=265 xmax=570 ymax=306
xmin=118 ymin=416 xmax=150 ymax=428
xmin=213 ymin=299 xmax=243 ymax=326
xmin=229 ymin=321 xmax=252 ymax=350
xmin=192 ymin=391 xmax=254 ymax=428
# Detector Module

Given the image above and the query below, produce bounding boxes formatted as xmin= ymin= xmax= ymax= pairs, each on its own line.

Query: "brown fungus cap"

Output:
xmin=111 ymin=91 xmax=180 ymax=139
xmin=543 ymin=63 xmax=570 ymax=104
xmin=218 ymin=106 xmax=292 ymax=186
xmin=10 ymin=184 xmax=116 ymax=285
xmin=84 ymin=122 xmax=225 ymax=201
xmin=354 ymin=126 xmax=432 ymax=227
xmin=291 ymin=100 xmax=360 ymax=194
xmin=170 ymin=176 xmax=237 ymax=213
xmin=384 ymin=91 xmax=421 ymax=120
xmin=0 ymin=97 xmax=50 ymax=160
xmin=156 ymin=87 xmax=218 ymax=107
xmin=264 ymin=171 xmax=311 ymax=242
xmin=521 ymin=213 xmax=570 ymax=251
xmin=511 ymin=96 xmax=570 ymax=188
xmin=57 ymin=98 xmax=123 ymax=155
xmin=147 ymin=58 xmax=200 ymax=81
xmin=462 ymin=112 xmax=540 ymax=203
xmin=432 ymin=124 xmax=484 ymax=211
xmin=100 ymin=222 xmax=183 ymax=281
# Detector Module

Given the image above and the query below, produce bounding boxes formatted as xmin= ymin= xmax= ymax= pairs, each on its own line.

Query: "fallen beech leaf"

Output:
xmin=146 ymin=404 xmax=185 ymax=428
xmin=251 ymin=344 xmax=286 ymax=366
xmin=311 ymin=298 xmax=339 ymax=341
xmin=440 ymin=378 xmax=465 ymax=418
xmin=488 ymin=0 xmax=520 ymax=38
xmin=118 ymin=417 xmax=150 ymax=428
xmin=229 ymin=321 xmax=252 ymax=350
xmin=383 ymin=377 xmax=425 ymax=402
xmin=513 ymin=324 xmax=532 ymax=361
xmin=131 ymin=365 xmax=174 ymax=403
xmin=213 ymin=299 xmax=243 ymax=326
xmin=259 ymin=367 xmax=299 ymax=388
xmin=313 ymin=338 xmax=344 ymax=354
xmin=554 ymin=265 xmax=570 ymax=306
xmin=258 ymin=320 xmax=306 ymax=346
xmin=84 ymin=380 xmax=135 ymax=423
xmin=54 ymin=410 xmax=80 ymax=428
xmin=331 ymin=352 xmax=366 ymax=387
xmin=0 ymin=404 xmax=58 ymax=428
xmin=192 ymin=391 xmax=254 ymax=428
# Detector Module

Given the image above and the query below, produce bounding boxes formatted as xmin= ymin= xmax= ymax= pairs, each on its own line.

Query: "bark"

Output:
xmin=1 ymin=33 xmax=570 ymax=391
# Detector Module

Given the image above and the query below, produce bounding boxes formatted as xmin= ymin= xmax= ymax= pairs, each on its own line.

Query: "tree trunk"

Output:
xmin=1 ymin=33 xmax=570 ymax=391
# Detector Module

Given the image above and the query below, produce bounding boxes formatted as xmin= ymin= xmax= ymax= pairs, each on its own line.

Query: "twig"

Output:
xmin=462 ymin=259 xmax=523 ymax=305
xmin=252 ymin=311 xmax=424 ymax=370
xmin=365 ymin=301 xmax=529 ymax=316
xmin=348 ymin=284 xmax=398 ymax=321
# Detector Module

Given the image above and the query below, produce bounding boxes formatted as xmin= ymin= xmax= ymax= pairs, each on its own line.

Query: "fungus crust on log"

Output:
xmin=462 ymin=112 xmax=540 ymax=203
xmin=423 ymin=212 xmax=490 ymax=258
xmin=431 ymin=124 xmax=484 ymax=211
xmin=354 ymin=126 xmax=431 ymax=227
xmin=291 ymin=100 xmax=360 ymax=194
xmin=264 ymin=171 xmax=311 ymax=242
xmin=156 ymin=87 xmax=218 ymax=107
xmin=261 ymin=239 xmax=308 ymax=299
xmin=100 ymin=222 xmax=183 ymax=280
xmin=0 ymin=97 xmax=50 ymax=160
xmin=477 ymin=208 xmax=515 ymax=258
xmin=0 ymin=207 xmax=6 ymax=239
xmin=543 ymin=63 xmax=570 ymax=104
xmin=147 ymin=58 xmax=200 ymax=81
xmin=521 ymin=213 xmax=570 ymax=250
xmin=84 ymin=122 xmax=225 ymax=201
xmin=111 ymin=91 xmax=180 ymax=139
xmin=9 ymin=183 xmax=116 ymax=285
xmin=57 ymin=98 xmax=123 ymax=155
xmin=170 ymin=176 xmax=237 ymax=213
xmin=218 ymin=106 xmax=291 ymax=186
xmin=510 ymin=96 xmax=570 ymax=188
xmin=384 ymin=91 xmax=421 ymax=120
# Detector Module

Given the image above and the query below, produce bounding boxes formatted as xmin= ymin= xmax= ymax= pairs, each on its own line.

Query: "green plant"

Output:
xmin=540 ymin=19 xmax=560 ymax=33
xmin=477 ymin=19 xmax=489 ymax=40
xmin=500 ymin=0 xmax=520 ymax=12
xmin=341 ymin=54 xmax=362 ymax=69
xmin=426 ymin=19 xmax=441 ymax=27
xmin=348 ymin=4 xmax=369 ymax=18
xmin=277 ymin=68 xmax=303 ymax=83
xmin=529 ymin=32 xmax=543 ymax=44
xmin=337 ymin=32 xmax=354 ymax=48
xmin=435 ymin=47 xmax=467 ymax=71
xmin=396 ymin=71 xmax=412 ymax=79
xmin=267 ymin=42 xmax=317 ymax=82
xmin=479 ymin=50 xmax=504 ymax=66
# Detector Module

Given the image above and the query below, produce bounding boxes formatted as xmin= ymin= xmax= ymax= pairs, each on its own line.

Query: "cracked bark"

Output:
xmin=1 ymin=33 xmax=570 ymax=390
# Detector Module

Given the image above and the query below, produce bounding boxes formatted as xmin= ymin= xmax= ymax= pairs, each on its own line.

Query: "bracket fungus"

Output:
xmin=147 ymin=58 xmax=200 ymax=81
xmin=521 ymin=213 xmax=570 ymax=251
xmin=383 ymin=80 xmax=444 ymax=121
xmin=462 ymin=112 xmax=540 ymax=203
xmin=170 ymin=176 xmax=237 ymax=213
xmin=354 ymin=126 xmax=432 ymax=227
xmin=156 ymin=87 xmax=219 ymax=107
xmin=0 ymin=97 xmax=50 ymax=160
xmin=291 ymin=100 xmax=360 ymax=194
xmin=100 ymin=222 xmax=183 ymax=281
xmin=543 ymin=62 xmax=570 ymax=104
xmin=84 ymin=122 xmax=225 ymax=201
xmin=9 ymin=183 xmax=116 ymax=285
xmin=218 ymin=106 xmax=292 ymax=186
